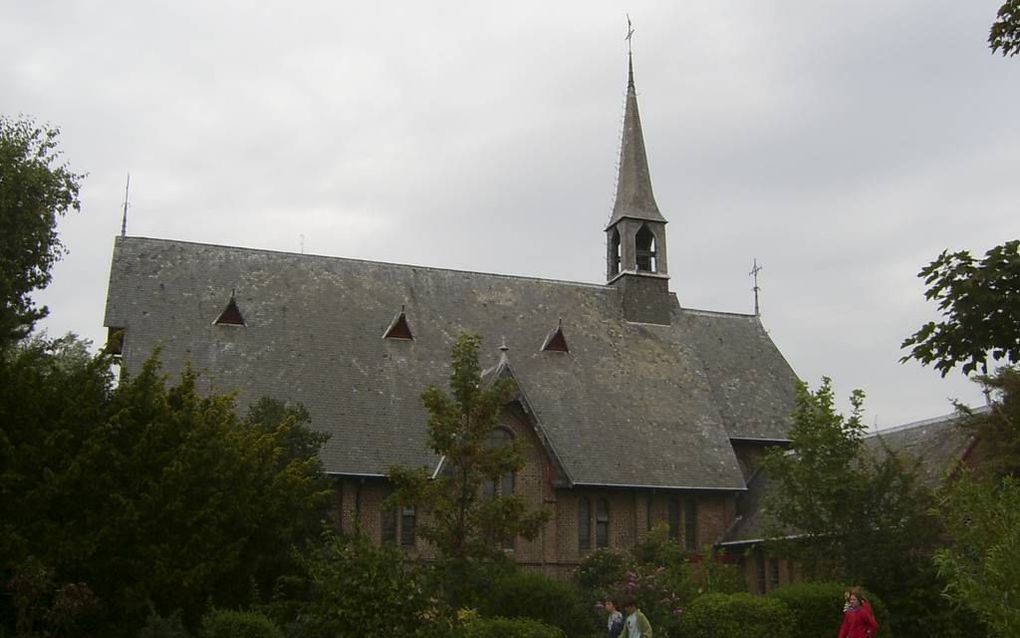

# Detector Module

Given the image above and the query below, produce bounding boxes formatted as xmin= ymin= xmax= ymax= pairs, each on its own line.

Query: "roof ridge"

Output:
xmin=868 ymin=405 xmax=992 ymax=437
xmin=118 ymin=235 xmax=614 ymax=291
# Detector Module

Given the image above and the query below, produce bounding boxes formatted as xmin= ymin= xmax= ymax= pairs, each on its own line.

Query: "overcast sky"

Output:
xmin=4 ymin=1 xmax=1017 ymax=429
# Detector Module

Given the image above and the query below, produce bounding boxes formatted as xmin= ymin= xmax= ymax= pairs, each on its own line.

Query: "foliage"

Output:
xmin=462 ymin=615 xmax=565 ymax=638
xmin=574 ymin=548 xmax=634 ymax=593
xmin=769 ymin=581 xmax=846 ymax=638
xmin=901 ymin=240 xmax=1020 ymax=377
xmin=679 ymin=592 xmax=793 ymax=638
xmin=3 ymin=556 xmax=99 ymax=638
xmin=477 ymin=572 xmax=592 ymax=638
xmin=762 ymin=378 xmax=954 ymax=637
xmin=959 ymin=367 xmax=1020 ymax=479
xmin=276 ymin=532 xmax=435 ymax=638
xmin=198 ymin=609 xmax=282 ymax=638
xmin=990 ymin=1 xmax=1020 ymax=57
xmin=0 ymin=338 xmax=331 ymax=635
xmin=138 ymin=607 xmax=194 ymax=638
xmin=387 ymin=334 xmax=549 ymax=610
xmin=0 ymin=116 xmax=84 ymax=346
xmin=935 ymin=473 xmax=1020 ymax=637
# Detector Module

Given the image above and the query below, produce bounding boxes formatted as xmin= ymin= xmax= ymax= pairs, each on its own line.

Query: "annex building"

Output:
xmin=103 ymin=54 xmax=803 ymax=580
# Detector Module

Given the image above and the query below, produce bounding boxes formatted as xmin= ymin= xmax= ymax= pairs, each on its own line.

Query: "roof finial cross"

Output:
xmin=120 ymin=173 xmax=130 ymax=237
xmin=625 ymin=14 xmax=635 ymax=55
xmin=500 ymin=335 xmax=509 ymax=352
xmin=749 ymin=258 xmax=763 ymax=316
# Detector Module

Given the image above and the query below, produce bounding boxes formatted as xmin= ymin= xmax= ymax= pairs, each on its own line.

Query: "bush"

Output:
xmin=479 ymin=572 xmax=593 ymax=638
xmin=464 ymin=616 xmax=566 ymax=638
xmin=138 ymin=607 xmax=192 ymax=638
xmin=199 ymin=609 xmax=282 ymax=638
xmin=680 ymin=592 xmax=793 ymax=638
xmin=769 ymin=581 xmax=846 ymax=638
xmin=575 ymin=549 xmax=634 ymax=593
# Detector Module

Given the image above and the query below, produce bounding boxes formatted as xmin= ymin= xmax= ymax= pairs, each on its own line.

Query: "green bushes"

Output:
xmin=463 ymin=616 xmax=566 ymax=638
xmin=769 ymin=582 xmax=846 ymax=638
xmin=479 ymin=572 xmax=593 ymax=638
xmin=680 ymin=593 xmax=793 ymax=638
xmin=199 ymin=610 xmax=282 ymax=638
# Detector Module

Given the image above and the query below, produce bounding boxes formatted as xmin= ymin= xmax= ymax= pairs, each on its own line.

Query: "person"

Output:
xmin=838 ymin=591 xmax=878 ymax=638
xmin=604 ymin=597 xmax=624 ymax=638
xmin=621 ymin=598 xmax=653 ymax=638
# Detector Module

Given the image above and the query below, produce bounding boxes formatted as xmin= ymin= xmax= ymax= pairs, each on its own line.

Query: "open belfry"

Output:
xmin=103 ymin=45 xmax=801 ymax=583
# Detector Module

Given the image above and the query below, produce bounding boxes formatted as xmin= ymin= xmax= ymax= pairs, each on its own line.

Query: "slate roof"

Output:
xmin=104 ymin=236 xmax=798 ymax=490
xmin=865 ymin=410 xmax=979 ymax=488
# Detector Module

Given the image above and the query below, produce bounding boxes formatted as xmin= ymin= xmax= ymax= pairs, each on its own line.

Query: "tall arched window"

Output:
xmin=609 ymin=228 xmax=621 ymax=276
xmin=636 ymin=224 xmax=657 ymax=272
xmin=667 ymin=496 xmax=681 ymax=542
xmin=484 ymin=428 xmax=515 ymax=498
xmin=578 ymin=497 xmax=592 ymax=551
xmin=685 ymin=498 xmax=698 ymax=551
xmin=595 ymin=499 xmax=610 ymax=549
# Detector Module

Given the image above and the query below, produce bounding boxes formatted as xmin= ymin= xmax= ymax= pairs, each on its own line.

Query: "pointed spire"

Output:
xmin=607 ymin=49 xmax=666 ymax=228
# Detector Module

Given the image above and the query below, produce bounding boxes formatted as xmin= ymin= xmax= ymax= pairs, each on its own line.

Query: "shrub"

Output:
xmin=479 ymin=572 xmax=593 ymax=638
xmin=575 ymin=549 xmax=634 ymax=593
xmin=138 ymin=607 xmax=193 ymax=638
xmin=680 ymin=592 xmax=793 ymax=638
xmin=199 ymin=609 xmax=282 ymax=638
xmin=463 ymin=616 xmax=566 ymax=638
xmin=769 ymin=581 xmax=846 ymax=638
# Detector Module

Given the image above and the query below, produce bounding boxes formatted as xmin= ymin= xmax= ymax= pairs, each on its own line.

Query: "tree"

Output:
xmin=901 ymin=240 xmax=1020 ymax=377
xmin=935 ymin=473 xmax=1020 ymax=637
xmin=387 ymin=333 xmax=549 ymax=610
xmin=991 ymin=0 xmax=1020 ymax=57
xmin=0 ymin=338 xmax=332 ymax=636
xmin=0 ymin=116 xmax=84 ymax=346
xmin=762 ymin=379 xmax=958 ymax=637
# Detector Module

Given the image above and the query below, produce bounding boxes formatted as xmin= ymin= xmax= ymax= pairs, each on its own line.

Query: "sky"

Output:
xmin=3 ymin=1 xmax=1017 ymax=429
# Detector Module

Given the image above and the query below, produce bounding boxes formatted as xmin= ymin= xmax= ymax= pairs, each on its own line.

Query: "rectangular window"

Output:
xmin=595 ymin=499 xmax=610 ymax=548
xmin=667 ymin=497 xmax=681 ymax=541
xmin=769 ymin=558 xmax=780 ymax=589
xmin=756 ymin=553 xmax=766 ymax=594
xmin=381 ymin=506 xmax=397 ymax=545
xmin=684 ymin=498 xmax=698 ymax=551
xmin=400 ymin=506 xmax=416 ymax=548
xmin=578 ymin=497 xmax=592 ymax=551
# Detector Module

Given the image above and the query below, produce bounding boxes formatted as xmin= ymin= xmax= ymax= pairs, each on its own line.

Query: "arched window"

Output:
xmin=578 ymin=497 xmax=592 ymax=551
xmin=609 ymin=229 xmax=621 ymax=276
xmin=382 ymin=488 xmax=416 ymax=548
xmin=636 ymin=224 xmax=657 ymax=272
xmin=484 ymin=428 xmax=515 ymax=498
xmin=595 ymin=499 xmax=610 ymax=548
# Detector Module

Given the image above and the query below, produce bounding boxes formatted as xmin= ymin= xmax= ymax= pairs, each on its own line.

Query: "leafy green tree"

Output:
xmin=387 ymin=334 xmax=549 ymax=610
xmin=0 ymin=116 xmax=84 ymax=346
xmin=991 ymin=1 xmax=1020 ymax=57
xmin=935 ymin=473 xmax=1020 ymax=637
xmin=901 ymin=240 xmax=1020 ymax=377
xmin=0 ymin=337 xmax=331 ymax=636
xmin=762 ymin=378 xmax=959 ymax=637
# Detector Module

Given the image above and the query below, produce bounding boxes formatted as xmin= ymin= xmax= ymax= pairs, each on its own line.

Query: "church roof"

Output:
xmin=607 ymin=55 xmax=667 ymax=228
xmin=104 ymin=236 xmax=798 ymax=491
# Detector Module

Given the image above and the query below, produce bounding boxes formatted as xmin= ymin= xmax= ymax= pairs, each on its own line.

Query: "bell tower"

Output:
xmin=605 ymin=51 xmax=671 ymax=325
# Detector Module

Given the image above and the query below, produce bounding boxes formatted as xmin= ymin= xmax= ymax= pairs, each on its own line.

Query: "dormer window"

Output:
xmin=541 ymin=320 xmax=569 ymax=353
xmin=214 ymin=290 xmax=246 ymax=326
xmin=383 ymin=306 xmax=414 ymax=340
xmin=636 ymin=224 xmax=657 ymax=272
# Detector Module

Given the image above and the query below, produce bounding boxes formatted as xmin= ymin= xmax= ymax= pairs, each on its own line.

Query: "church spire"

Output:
xmin=607 ymin=50 xmax=666 ymax=228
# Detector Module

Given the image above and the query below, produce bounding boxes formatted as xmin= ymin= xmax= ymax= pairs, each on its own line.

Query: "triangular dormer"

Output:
xmin=214 ymin=290 xmax=246 ymax=326
xmin=383 ymin=306 xmax=414 ymax=340
xmin=541 ymin=320 xmax=569 ymax=353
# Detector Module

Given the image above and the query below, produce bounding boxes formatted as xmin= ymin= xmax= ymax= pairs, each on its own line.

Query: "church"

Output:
xmin=103 ymin=52 xmax=802 ymax=582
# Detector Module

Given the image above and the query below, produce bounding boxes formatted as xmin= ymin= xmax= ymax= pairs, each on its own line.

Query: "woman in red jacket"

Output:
xmin=838 ymin=592 xmax=878 ymax=638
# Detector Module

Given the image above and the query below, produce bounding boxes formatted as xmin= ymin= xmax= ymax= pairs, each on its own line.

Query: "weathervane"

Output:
xmin=625 ymin=14 xmax=635 ymax=54
xmin=749 ymin=258 xmax=763 ymax=316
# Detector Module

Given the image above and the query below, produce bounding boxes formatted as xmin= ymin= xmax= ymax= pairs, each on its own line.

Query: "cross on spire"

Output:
xmin=625 ymin=14 xmax=635 ymax=55
xmin=749 ymin=258 xmax=763 ymax=316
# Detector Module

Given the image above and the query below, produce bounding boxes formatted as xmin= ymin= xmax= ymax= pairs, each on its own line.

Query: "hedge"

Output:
xmin=680 ymin=592 xmax=793 ymax=638
xmin=199 ymin=609 xmax=283 ymax=638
